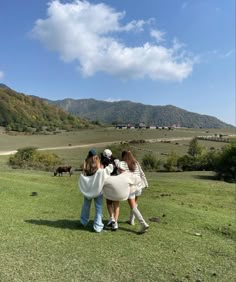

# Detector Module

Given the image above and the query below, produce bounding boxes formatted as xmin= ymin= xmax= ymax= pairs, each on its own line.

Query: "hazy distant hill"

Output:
xmin=0 ymin=83 xmax=9 ymax=89
xmin=0 ymin=85 xmax=91 ymax=132
xmin=49 ymin=98 xmax=233 ymax=128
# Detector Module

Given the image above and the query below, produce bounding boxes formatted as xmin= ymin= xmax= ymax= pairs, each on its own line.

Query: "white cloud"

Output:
xmin=220 ymin=49 xmax=235 ymax=58
xmin=202 ymin=49 xmax=235 ymax=61
xmin=150 ymin=29 xmax=165 ymax=43
xmin=31 ymin=0 xmax=195 ymax=81
xmin=0 ymin=70 xmax=4 ymax=80
xmin=104 ymin=98 xmax=122 ymax=102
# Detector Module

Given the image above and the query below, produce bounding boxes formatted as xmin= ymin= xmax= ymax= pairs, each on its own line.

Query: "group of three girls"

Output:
xmin=79 ymin=148 xmax=149 ymax=234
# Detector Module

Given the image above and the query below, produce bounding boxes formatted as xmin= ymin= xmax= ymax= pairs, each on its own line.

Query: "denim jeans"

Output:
xmin=80 ymin=194 xmax=104 ymax=232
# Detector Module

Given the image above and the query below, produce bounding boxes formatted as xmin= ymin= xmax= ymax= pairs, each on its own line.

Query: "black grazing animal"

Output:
xmin=54 ymin=166 xmax=72 ymax=176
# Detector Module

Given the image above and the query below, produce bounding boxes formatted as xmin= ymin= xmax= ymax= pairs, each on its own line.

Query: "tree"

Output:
xmin=188 ymin=137 xmax=203 ymax=158
xmin=214 ymin=142 xmax=236 ymax=182
xmin=8 ymin=146 xmax=61 ymax=171
xmin=164 ymin=152 xmax=179 ymax=172
xmin=142 ymin=154 xmax=161 ymax=171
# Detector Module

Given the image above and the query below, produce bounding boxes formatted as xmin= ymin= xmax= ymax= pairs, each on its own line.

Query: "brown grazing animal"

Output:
xmin=54 ymin=166 xmax=72 ymax=176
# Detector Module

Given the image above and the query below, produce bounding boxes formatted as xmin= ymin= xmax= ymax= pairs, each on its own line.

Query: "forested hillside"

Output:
xmin=49 ymin=98 xmax=233 ymax=128
xmin=0 ymin=85 xmax=91 ymax=132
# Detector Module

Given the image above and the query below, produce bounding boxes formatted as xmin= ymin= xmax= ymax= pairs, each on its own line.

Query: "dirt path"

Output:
xmin=0 ymin=150 xmax=18 ymax=156
xmin=1 ymin=133 xmax=234 ymax=156
xmin=0 ymin=137 xmax=195 ymax=156
xmin=0 ymin=141 xmax=121 ymax=156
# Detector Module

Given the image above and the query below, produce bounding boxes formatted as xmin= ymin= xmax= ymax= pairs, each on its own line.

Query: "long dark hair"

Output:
xmin=83 ymin=155 xmax=100 ymax=176
xmin=121 ymin=150 xmax=136 ymax=172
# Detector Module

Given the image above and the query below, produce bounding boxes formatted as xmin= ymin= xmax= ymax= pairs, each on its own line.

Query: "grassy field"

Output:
xmin=0 ymin=127 xmax=234 ymax=151
xmin=0 ymin=127 xmax=235 ymax=167
xmin=0 ymin=169 xmax=235 ymax=281
xmin=0 ymin=128 xmax=235 ymax=281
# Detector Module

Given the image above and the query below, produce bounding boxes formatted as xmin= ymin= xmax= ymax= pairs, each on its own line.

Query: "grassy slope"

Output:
xmin=0 ymin=169 xmax=235 ymax=282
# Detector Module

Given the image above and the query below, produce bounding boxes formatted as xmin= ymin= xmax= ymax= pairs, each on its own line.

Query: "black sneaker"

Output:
xmin=107 ymin=219 xmax=115 ymax=227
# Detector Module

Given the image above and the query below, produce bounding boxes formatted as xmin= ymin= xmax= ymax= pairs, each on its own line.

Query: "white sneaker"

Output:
xmin=107 ymin=218 xmax=115 ymax=227
xmin=112 ymin=221 xmax=118 ymax=231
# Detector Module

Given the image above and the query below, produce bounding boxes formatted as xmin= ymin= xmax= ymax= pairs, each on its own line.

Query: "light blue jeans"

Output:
xmin=80 ymin=194 xmax=104 ymax=232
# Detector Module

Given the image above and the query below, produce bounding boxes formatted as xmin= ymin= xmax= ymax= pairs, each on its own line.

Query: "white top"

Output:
xmin=79 ymin=164 xmax=113 ymax=199
xmin=114 ymin=160 xmax=148 ymax=190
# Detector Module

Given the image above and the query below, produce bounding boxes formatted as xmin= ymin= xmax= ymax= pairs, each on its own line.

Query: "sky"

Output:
xmin=0 ymin=0 xmax=235 ymax=126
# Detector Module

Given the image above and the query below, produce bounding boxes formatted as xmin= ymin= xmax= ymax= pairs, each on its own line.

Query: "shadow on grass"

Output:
xmin=25 ymin=219 xmax=94 ymax=232
xmin=193 ymin=174 xmax=218 ymax=181
xmin=25 ymin=219 xmax=142 ymax=235
xmin=105 ymin=225 xmax=138 ymax=234
xmin=103 ymin=220 xmax=139 ymax=234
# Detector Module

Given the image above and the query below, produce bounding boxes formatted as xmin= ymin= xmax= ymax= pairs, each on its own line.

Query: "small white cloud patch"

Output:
xmin=150 ymin=29 xmax=165 ymax=43
xmin=104 ymin=98 xmax=122 ymax=102
xmin=0 ymin=70 xmax=4 ymax=80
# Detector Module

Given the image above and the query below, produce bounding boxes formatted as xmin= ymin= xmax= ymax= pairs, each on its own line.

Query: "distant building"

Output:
xmin=139 ymin=122 xmax=146 ymax=128
xmin=115 ymin=122 xmax=178 ymax=130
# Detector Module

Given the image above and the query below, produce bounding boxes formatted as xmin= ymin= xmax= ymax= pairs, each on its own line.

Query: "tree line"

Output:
xmin=141 ymin=138 xmax=236 ymax=183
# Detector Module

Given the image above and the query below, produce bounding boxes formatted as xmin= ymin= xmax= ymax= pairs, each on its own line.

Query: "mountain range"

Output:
xmin=48 ymin=98 xmax=233 ymax=129
xmin=0 ymin=83 xmax=233 ymax=130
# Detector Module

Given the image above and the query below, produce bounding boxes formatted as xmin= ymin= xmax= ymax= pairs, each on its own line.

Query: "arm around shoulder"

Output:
xmin=105 ymin=164 xmax=114 ymax=175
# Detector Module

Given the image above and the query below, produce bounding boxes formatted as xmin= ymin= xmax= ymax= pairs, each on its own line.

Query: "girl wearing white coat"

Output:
xmin=79 ymin=149 xmax=113 ymax=233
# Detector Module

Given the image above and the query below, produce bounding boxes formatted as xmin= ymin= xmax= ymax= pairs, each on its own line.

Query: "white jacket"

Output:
xmin=79 ymin=164 xmax=113 ymax=199
xmin=103 ymin=172 xmax=140 ymax=201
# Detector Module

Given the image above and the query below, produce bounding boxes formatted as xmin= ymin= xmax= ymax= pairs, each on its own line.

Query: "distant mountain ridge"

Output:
xmin=0 ymin=83 xmax=10 ymax=89
xmin=0 ymin=84 xmax=233 ymax=129
xmin=48 ymin=98 xmax=233 ymax=129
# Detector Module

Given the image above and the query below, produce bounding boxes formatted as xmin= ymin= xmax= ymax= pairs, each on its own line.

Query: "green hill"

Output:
xmin=49 ymin=98 xmax=234 ymax=129
xmin=0 ymin=85 xmax=91 ymax=132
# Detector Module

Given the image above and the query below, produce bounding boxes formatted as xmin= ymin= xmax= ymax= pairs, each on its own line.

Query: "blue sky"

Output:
xmin=0 ymin=0 xmax=235 ymax=125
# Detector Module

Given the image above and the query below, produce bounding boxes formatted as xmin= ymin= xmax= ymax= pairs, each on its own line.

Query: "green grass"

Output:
xmin=0 ymin=127 xmax=234 ymax=151
xmin=1 ymin=128 xmax=233 ymax=168
xmin=0 ymin=128 xmax=235 ymax=281
xmin=0 ymin=169 xmax=235 ymax=281
xmin=0 ymin=127 xmax=233 ymax=170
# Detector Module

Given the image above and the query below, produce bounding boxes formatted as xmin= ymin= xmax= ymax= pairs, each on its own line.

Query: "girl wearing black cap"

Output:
xmin=101 ymin=149 xmax=119 ymax=231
